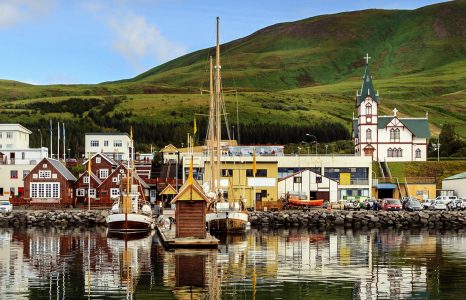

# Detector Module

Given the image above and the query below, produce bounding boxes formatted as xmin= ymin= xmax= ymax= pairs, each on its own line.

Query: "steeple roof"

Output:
xmin=356 ymin=55 xmax=379 ymax=106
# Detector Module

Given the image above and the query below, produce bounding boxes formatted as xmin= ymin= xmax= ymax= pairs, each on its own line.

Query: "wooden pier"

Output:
xmin=156 ymin=224 xmax=219 ymax=249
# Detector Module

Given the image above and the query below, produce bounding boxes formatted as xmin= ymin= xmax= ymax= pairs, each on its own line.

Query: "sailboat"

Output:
xmin=106 ymin=128 xmax=154 ymax=233
xmin=204 ymin=17 xmax=249 ymax=232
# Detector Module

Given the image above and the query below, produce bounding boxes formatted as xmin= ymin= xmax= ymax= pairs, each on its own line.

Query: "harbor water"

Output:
xmin=1 ymin=226 xmax=466 ymax=299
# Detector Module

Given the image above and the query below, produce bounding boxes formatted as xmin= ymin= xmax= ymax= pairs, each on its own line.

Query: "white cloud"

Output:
xmin=0 ymin=0 xmax=54 ymax=29
xmin=109 ymin=14 xmax=186 ymax=71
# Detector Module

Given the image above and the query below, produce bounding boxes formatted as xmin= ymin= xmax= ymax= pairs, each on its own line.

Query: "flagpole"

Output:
xmin=88 ymin=152 xmax=91 ymax=211
xmin=50 ymin=120 xmax=53 ymax=159
xmin=63 ymin=123 xmax=66 ymax=162
xmin=57 ymin=122 xmax=60 ymax=161
xmin=253 ymin=147 xmax=256 ymax=212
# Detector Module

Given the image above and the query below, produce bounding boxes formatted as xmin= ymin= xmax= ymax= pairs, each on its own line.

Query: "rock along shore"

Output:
xmin=249 ymin=210 xmax=466 ymax=229
xmin=0 ymin=210 xmax=109 ymax=228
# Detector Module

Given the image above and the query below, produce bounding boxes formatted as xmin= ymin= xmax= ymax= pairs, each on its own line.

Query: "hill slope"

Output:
xmin=117 ymin=0 xmax=466 ymax=91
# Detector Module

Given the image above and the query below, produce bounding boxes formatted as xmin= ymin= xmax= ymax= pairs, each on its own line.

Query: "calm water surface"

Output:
xmin=1 ymin=226 xmax=466 ymax=299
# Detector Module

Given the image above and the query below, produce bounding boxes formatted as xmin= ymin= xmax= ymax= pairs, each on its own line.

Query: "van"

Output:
xmin=436 ymin=195 xmax=457 ymax=204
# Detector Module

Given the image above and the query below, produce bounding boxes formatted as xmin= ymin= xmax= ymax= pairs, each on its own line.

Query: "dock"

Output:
xmin=156 ymin=224 xmax=219 ymax=249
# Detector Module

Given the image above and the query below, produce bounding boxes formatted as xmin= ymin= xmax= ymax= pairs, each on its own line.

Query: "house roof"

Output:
xmin=47 ymin=158 xmax=77 ymax=181
xmin=278 ymin=169 xmax=337 ymax=183
xmin=377 ymin=116 xmax=430 ymax=138
xmin=98 ymin=164 xmax=149 ymax=189
xmin=443 ymin=171 xmax=466 ymax=181
xmin=356 ymin=63 xmax=379 ymax=106
xmin=160 ymin=184 xmax=177 ymax=195
xmin=77 ymin=171 xmax=102 ymax=185
xmin=85 ymin=132 xmax=129 ymax=136
xmin=82 ymin=152 xmax=118 ymax=166
xmin=170 ymin=179 xmax=208 ymax=203
xmin=160 ymin=144 xmax=178 ymax=153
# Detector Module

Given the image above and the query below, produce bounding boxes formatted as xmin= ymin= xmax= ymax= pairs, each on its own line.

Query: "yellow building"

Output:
xmin=202 ymin=158 xmax=278 ymax=209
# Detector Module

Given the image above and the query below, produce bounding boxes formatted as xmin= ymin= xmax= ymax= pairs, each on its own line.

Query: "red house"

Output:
xmin=98 ymin=163 xmax=150 ymax=205
xmin=74 ymin=171 xmax=102 ymax=207
xmin=82 ymin=153 xmax=118 ymax=181
xmin=23 ymin=158 xmax=77 ymax=207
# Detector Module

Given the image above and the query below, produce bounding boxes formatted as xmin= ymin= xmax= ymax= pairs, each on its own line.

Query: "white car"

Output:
xmin=0 ymin=201 xmax=13 ymax=213
xmin=431 ymin=200 xmax=447 ymax=210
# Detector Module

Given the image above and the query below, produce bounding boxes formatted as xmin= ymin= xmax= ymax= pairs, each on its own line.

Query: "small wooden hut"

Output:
xmin=170 ymin=158 xmax=208 ymax=239
xmin=159 ymin=184 xmax=177 ymax=206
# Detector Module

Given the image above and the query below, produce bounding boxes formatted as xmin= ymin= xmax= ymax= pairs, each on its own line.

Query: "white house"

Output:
xmin=0 ymin=124 xmax=31 ymax=150
xmin=352 ymin=54 xmax=430 ymax=162
xmin=84 ymin=133 xmax=130 ymax=161
xmin=0 ymin=124 xmax=48 ymax=201
xmin=442 ymin=171 xmax=466 ymax=198
xmin=278 ymin=169 xmax=338 ymax=202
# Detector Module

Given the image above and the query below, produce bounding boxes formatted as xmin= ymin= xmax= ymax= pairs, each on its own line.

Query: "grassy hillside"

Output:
xmin=0 ymin=1 xmax=465 ymax=154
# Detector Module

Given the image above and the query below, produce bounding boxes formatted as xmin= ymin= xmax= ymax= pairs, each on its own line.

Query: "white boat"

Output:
xmin=203 ymin=17 xmax=248 ymax=232
xmin=106 ymin=129 xmax=155 ymax=233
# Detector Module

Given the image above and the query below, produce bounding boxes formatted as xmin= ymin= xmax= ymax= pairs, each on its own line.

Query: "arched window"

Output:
xmin=390 ymin=129 xmax=395 ymax=141
xmin=398 ymin=148 xmax=403 ymax=157
xmin=387 ymin=148 xmax=393 ymax=157
xmin=415 ymin=148 xmax=421 ymax=158
xmin=366 ymin=129 xmax=372 ymax=142
xmin=365 ymin=103 xmax=372 ymax=115
xmin=395 ymin=128 xmax=400 ymax=142
xmin=394 ymin=148 xmax=399 ymax=157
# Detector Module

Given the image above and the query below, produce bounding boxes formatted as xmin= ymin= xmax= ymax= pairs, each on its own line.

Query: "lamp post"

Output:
xmin=67 ymin=148 xmax=71 ymax=159
xmin=301 ymin=141 xmax=310 ymax=155
xmin=306 ymin=134 xmax=318 ymax=155
xmin=37 ymin=129 xmax=42 ymax=148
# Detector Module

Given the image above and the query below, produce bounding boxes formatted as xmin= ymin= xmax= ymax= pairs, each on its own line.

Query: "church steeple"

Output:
xmin=356 ymin=53 xmax=379 ymax=106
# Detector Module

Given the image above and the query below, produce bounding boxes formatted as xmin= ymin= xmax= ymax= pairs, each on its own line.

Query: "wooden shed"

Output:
xmin=159 ymin=183 xmax=177 ymax=206
xmin=170 ymin=159 xmax=208 ymax=239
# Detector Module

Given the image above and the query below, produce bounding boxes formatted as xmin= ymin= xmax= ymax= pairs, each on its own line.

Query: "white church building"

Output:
xmin=352 ymin=54 xmax=430 ymax=162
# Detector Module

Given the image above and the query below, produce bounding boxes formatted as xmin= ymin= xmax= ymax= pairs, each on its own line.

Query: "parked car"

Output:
xmin=447 ymin=199 xmax=463 ymax=211
xmin=431 ymin=200 xmax=447 ymax=210
xmin=344 ymin=200 xmax=361 ymax=211
xmin=382 ymin=198 xmax=402 ymax=211
xmin=0 ymin=201 xmax=13 ymax=213
xmin=404 ymin=200 xmax=423 ymax=212
xmin=435 ymin=196 xmax=458 ymax=205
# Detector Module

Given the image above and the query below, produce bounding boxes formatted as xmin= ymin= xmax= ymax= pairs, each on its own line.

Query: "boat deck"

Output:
xmin=156 ymin=224 xmax=219 ymax=249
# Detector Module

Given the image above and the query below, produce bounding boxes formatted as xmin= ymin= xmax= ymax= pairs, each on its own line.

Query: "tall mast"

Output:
xmin=209 ymin=56 xmax=215 ymax=193
xmin=215 ymin=16 xmax=222 ymax=195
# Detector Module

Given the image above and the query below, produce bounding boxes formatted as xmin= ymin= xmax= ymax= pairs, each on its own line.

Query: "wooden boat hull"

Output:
xmin=288 ymin=198 xmax=324 ymax=207
xmin=106 ymin=213 xmax=154 ymax=233
xmin=206 ymin=211 xmax=249 ymax=232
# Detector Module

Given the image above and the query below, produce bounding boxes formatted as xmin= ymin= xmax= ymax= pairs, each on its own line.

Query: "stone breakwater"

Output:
xmin=0 ymin=210 xmax=109 ymax=228
xmin=249 ymin=210 xmax=466 ymax=229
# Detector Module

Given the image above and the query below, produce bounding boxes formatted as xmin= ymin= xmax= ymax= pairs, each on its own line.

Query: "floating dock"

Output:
xmin=156 ymin=224 xmax=219 ymax=249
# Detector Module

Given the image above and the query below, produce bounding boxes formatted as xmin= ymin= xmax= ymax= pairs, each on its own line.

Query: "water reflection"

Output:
xmin=1 ymin=227 xmax=466 ymax=299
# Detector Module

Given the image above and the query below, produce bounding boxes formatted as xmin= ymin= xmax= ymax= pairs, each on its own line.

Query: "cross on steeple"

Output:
xmin=364 ymin=53 xmax=371 ymax=64
xmin=393 ymin=107 xmax=398 ymax=116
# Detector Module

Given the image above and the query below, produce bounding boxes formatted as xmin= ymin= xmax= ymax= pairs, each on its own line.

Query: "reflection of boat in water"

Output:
xmin=106 ymin=129 xmax=154 ymax=233
xmin=106 ymin=231 xmax=154 ymax=299
xmin=203 ymin=17 xmax=248 ymax=232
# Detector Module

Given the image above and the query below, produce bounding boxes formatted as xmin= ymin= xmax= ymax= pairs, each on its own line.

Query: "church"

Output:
xmin=352 ymin=54 xmax=430 ymax=162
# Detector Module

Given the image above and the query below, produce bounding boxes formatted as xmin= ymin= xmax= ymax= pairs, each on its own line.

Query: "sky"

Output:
xmin=0 ymin=0 xmax=445 ymax=85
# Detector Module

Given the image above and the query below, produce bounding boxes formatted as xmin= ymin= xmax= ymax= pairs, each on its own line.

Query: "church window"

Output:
xmin=415 ymin=148 xmax=421 ymax=158
xmin=394 ymin=148 xmax=399 ymax=157
xmin=395 ymin=129 xmax=400 ymax=142
xmin=390 ymin=129 xmax=395 ymax=141
xmin=387 ymin=148 xmax=393 ymax=157
xmin=390 ymin=128 xmax=400 ymax=142
xmin=398 ymin=148 xmax=403 ymax=157
xmin=365 ymin=103 xmax=372 ymax=115
xmin=366 ymin=129 xmax=372 ymax=142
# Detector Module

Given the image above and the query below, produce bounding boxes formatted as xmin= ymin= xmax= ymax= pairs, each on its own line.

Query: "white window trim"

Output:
xmin=38 ymin=170 xmax=51 ymax=179
xmin=96 ymin=157 xmax=101 ymax=164
xmin=83 ymin=176 xmax=89 ymax=184
xmin=110 ymin=188 xmax=120 ymax=196
xmin=30 ymin=182 xmax=60 ymax=199
xmin=76 ymin=189 xmax=85 ymax=197
xmin=99 ymin=169 xmax=109 ymax=179
xmin=88 ymin=189 xmax=96 ymax=198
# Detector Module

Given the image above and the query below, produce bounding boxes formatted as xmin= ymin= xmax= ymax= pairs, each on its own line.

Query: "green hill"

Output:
xmin=0 ymin=1 xmax=465 ymax=154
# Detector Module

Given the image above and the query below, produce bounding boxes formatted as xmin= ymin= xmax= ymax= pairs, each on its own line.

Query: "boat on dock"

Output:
xmin=106 ymin=128 xmax=154 ymax=234
xmin=203 ymin=17 xmax=249 ymax=233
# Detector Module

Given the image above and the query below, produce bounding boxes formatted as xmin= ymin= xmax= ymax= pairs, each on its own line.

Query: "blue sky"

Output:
xmin=0 ymin=0 xmax=444 ymax=84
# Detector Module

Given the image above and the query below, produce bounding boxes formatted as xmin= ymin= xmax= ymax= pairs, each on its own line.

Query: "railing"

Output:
xmin=405 ymin=177 xmax=436 ymax=184
xmin=349 ymin=179 xmax=369 ymax=185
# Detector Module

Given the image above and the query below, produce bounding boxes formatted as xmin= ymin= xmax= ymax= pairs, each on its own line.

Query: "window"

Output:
xmin=90 ymin=140 xmax=99 ymax=147
xmin=114 ymin=140 xmax=123 ymax=147
xmin=365 ymin=103 xmax=372 ymax=115
xmin=83 ymin=176 xmax=89 ymax=184
xmin=0 ymin=188 xmax=3 ymax=196
xmin=6 ymin=144 xmax=12 ymax=149
xmin=10 ymin=187 xmax=15 ymax=197
xmin=88 ymin=189 xmax=96 ymax=198
xmin=10 ymin=170 xmax=18 ymax=179
xmin=96 ymin=157 xmax=101 ymax=164
xmin=43 ymin=164 xmax=47 ymax=168
xmin=30 ymin=183 xmax=60 ymax=198
xmin=110 ymin=188 xmax=120 ymax=196
xmin=22 ymin=152 xmax=25 ymax=160
xmin=316 ymin=176 xmax=322 ymax=183
xmin=388 ymin=148 xmax=393 ymax=157
xmin=366 ymin=129 xmax=372 ymax=142
xmin=256 ymin=169 xmax=267 ymax=177
xmin=38 ymin=170 xmax=51 ymax=178
xmin=390 ymin=128 xmax=400 ymax=142
xmin=76 ymin=189 xmax=85 ymax=197
xmin=398 ymin=148 xmax=403 ymax=157
xmin=99 ymin=169 xmax=109 ymax=179
xmin=261 ymin=190 xmax=267 ymax=197
xmin=293 ymin=177 xmax=302 ymax=183
xmin=104 ymin=140 xmax=109 ymax=147
xmin=415 ymin=148 xmax=421 ymax=158
xmin=221 ymin=169 xmax=233 ymax=177
xmin=6 ymin=132 xmax=12 ymax=139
